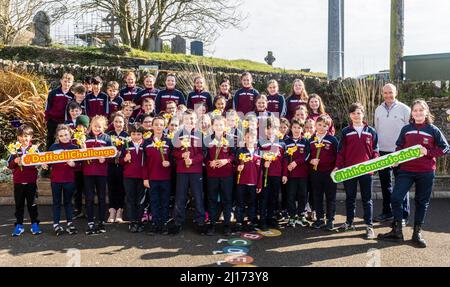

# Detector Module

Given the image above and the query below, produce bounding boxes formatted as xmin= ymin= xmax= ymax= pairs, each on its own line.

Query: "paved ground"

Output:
xmin=1 ymin=199 xmax=449 ymax=267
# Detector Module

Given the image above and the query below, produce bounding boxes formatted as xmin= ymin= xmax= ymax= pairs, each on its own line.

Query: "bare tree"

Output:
xmin=0 ymin=0 xmax=64 ymax=45
xmin=52 ymin=0 xmax=246 ymax=50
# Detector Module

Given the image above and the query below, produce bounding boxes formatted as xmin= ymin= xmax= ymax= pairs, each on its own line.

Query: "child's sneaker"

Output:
xmin=30 ymin=223 xmax=42 ymax=235
xmin=66 ymin=222 xmax=78 ymax=235
xmin=223 ymin=225 xmax=231 ymax=236
xmin=136 ymin=223 xmax=145 ymax=233
xmin=12 ymin=224 xmax=24 ymax=237
xmin=129 ymin=222 xmax=138 ymax=233
xmin=115 ymin=208 xmax=124 ymax=223
xmin=85 ymin=223 xmax=96 ymax=235
xmin=287 ymin=218 xmax=296 ymax=228
xmin=366 ymin=225 xmax=376 ymax=239
xmin=54 ymin=224 xmax=65 ymax=236
xmin=97 ymin=222 xmax=106 ymax=233
xmin=295 ymin=216 xmax=310 ymax=227
xmin=325 ymin=220 xmax=334 ymax=231
xmin=160 ymin=224 xmax=169 ymax=235
xmin=311 ymin=219 xmax=326 ymax=229
xmin=336 ymin=222 xmax=356 ymax=233
xmin=234 ymin=223 xmax=243 ymax=233
xmin=107 ymin=208 xmax=116 ymax=223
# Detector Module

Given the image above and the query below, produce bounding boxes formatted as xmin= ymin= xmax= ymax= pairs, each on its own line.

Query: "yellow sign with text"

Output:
xmin=21 ymin=147 xmax=118 ymax=166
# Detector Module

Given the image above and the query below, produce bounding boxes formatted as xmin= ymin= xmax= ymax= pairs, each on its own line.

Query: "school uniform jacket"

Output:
xmin=396 ymin=123 xmax=450 ymax=173
xmin=308 ymin=133 xmax=338 ymax=173
xmin=155 ymin=88 xmax=186 ymax=114
xmin=134 ymin=88 xmax=159 ymax=106
xmin=172 ymin=129 xmax=205 ymax=174
xmin=45 ymin=87 xmax=74 ymax=123
xmin=335 ymin=124 xmax=379 ymax=170
xmin=267 ymin=94 xmax=287 ymax=118
xmin=108 ymin=96 xmax=124 ymax=117
xmin=283 ymin=137 xmax=310 ymax=178
xmin=47 ymin=143 xmax=80 ymax=183
xmin=142 ymin=135 xmax=173 ymax=181
xmin=82 ymin=132 xmax=112 ymax=176
xmin=187 ymin=90 xmax=213 ymax=112
xmin=233 ymin=87 xmax=260 ymax=115
xmin=216 ymin=92 xmax=233 ymax=111
xmin=119 ymin=141 xmax=144 ymax=179
xmin=7 ymin=145 xmax=39 ymax=184
xmin=120 ymin=86 xmax=143 ymax=102
xmin=85 ymin=91 xmax=109 ymax=118
xmin=235 ymin=147 xmax=263 ymax=189
xmin=64 ymin=119 xmax=77 ymax=130
xmin=204 ymin=133 xmax=236 ymax=178
xmin=285 ymin=95 xmax=307 ymax=121
xmin=259 ymin=138 xmax=286 ymax=177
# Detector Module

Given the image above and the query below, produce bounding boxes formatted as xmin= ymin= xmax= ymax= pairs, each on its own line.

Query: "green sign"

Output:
xmin=331 ymin=145 xmax=424 ymax=183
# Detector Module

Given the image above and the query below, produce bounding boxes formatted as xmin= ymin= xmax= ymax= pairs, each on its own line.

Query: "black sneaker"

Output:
xmin=169 ymin=224 xmax=182 ymax=235
xmin=268 ymin=218 xmax=279 ymax=228
xmin=129 ymin=222 xmax=138 ymax=233
xmin=223 ymin=225 xmax=231 ymax=236
xmin=206 ymin=224 xmax=216 ymax=236
xmin=66 ymin=223 xmax=78 ymax=235
xmin=97 ymin=222 xmax=106 ymax=233
xmin=245 ymin=222 xmax=257 ymax=232
xmin=85 ymin=223 xmax=96 ymax=235
xmin=311 ymin=219 xmax=326 ymax=229
xmin=54 ymin=224 xmax=65 ymax=236
xmin=136 ymin=223 xmax=145 ymax=233
xmin=325 ymin=220 xmax=334 ymax=231
xmin=73 ymin=210 xmax=85 ymax=220
xmin=160 ymin=224 xmax=169 ymax=235
xmin=197 ymin=224 xmax=207 ymax=235
xmin=258 ymin=222 xmax=269 ymax=232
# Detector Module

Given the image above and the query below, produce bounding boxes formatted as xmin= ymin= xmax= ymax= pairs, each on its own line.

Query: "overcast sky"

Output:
xmin=211 ymin=0 xmax=450 ymax=77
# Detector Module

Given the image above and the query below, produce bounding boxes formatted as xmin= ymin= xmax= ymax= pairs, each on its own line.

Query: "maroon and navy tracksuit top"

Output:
xmin=172 ymin=129 xmax=205 ymax=174
xmin=142 ymin=135 xmax=173 ymax=181
xmin=285 ymin=95 xmax=307 ymax=121
xmin=283 ymin=137 xmax=310 ymax=178
xmin=65 ymin=99 xmax=86 ymax=122
xmin=85 ymin=91 xmax=109 ymax=118
xmin=155 ymin=88 xmax=186 ymax=114
xmin=308 ymin=133 xmax=338 ymax=173
xmin=7 ymin=144 xmax=39 ymax=184
xmin=120 ymin=86 xmax=143 ymax=102
xmin=47 ymin=142 xmax=80 ymax=183
xmin=134 ymin=88 xmax=159 ymax=106
xmin=204 ymin=133 xmax=236 ymax=178
xmin=187 ymin=89 xmax=213 ymax=112
xmin=119 ymin=140 xmax=144 ymax=179
xmin=259 ymin=139 xmax=286 ymax=177
xmin=235 ymin=147 xmax=263 ymax=189
xmin=267 ymin=94 xmax=287 ymax=118
xmin=307 ymin=113 xmax=336 ymax=136
xmin=395 ymin=123 xmax=449 ymax=173
xmin=335 ymin=124 xmax=379 ymax=170
xmin=82 ymin=132 xmax=112 ymax=176
xmin=64 ymin=119 xmax=77 ymax=130
xmin=45 ymin=87 xmax=74 ymax=123
xmin=233 ymin=87 xmax=260 ymax=115
xmin=108 ymin=96 xmax=124 ymax=117
xmin=216 ymin=92 xmax=233 ymax=111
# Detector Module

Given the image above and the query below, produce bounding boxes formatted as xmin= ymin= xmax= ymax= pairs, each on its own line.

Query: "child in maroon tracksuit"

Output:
xmin=86 ymin=76 xmax=109 ymax=118
xmin=259 ymin=119 xmax=286 ymax=230
xmin=378 ymin=99 xmax=449 ymax=248
xmin=235 ymin=129 xmax=263 ymax=232
xmin=83 ymin=115 xmax=112 ymax=235
xmin=44 ymin=125 xmax=80 ymax=236
xmin=233 ymin=72 xmax=260 ymax=116
xmin=120 ymin=71 xmax=143 ymax=102
xmin=283 ymin=119 xmax=310 ymax=228
xmin=187 ymin=76 xmax=213 ymax=112
xmin=143 ymin=117 xmax=173 ymax=235
xmin=334 ymin=103 xmax=379 ymax=239
xmin=285 ymin=79 xmax=308 ymax=121
xmin=9 ymin=125 xmax=42 ymax=237
xmin=309 ymin=115 xmax=338 ymax=231
xmin=120 ymin=125 xmax=145 ymax=233
xmin=204 ymin=116 xmax=235 ymax=236
xmin=45 ymin=73 xmax=74 ymax=150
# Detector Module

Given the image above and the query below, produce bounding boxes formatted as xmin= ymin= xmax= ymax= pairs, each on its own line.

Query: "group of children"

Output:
xmin=8 ymin=71 xmax=449 ymax=248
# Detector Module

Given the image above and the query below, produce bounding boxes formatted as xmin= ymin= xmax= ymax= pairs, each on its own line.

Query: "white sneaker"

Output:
xmin=115 ymin=208 xmax=124 ymax=223
xmin=107 ymin=208 xmax=116 ymax=223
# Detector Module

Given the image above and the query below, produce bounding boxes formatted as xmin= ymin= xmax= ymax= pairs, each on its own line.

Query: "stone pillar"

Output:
xmin=31 ymin=11 xmax=52 ymax=47
xmin=390 ymin=0 xmax=404 ymax=81
xmin=327 ymin=0 xmax=344 ymax=80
